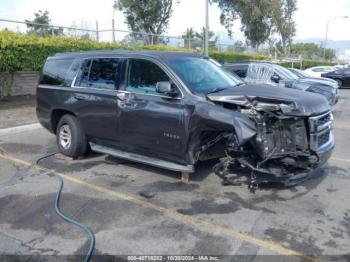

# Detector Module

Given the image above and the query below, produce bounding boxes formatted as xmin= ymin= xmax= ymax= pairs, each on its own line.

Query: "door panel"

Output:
xmin=72 ymin=58 xmax=121 ymax=144
xmin=117 ymin=92 xmax=187 ymax=163
xmin=117 ymin=58 xmax=188 ymax=164
xmin=71 ymin=88 xmax=118 ymax=143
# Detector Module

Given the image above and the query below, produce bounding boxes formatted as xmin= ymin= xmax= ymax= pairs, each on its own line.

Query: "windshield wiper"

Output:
xmin=206 ymin=88 xmax=226 ymax=94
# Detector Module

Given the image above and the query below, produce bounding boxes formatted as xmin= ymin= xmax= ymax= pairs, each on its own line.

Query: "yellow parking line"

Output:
xmin=0 ymin=153 xmax=317 ymax=262
xmin=333 ymin=124 xmax=350 ymax=130
xmin=331 ymin=157 xmax=350 ymax=163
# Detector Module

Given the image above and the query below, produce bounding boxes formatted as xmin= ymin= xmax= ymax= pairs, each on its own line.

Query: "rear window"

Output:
xmin=40 ymin=59 xmax=73 ymax=86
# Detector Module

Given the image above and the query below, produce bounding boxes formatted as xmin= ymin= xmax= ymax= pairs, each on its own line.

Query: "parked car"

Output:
xmin=288 ymin=68 xmax=339 ymax=88
xmin=224 ymin=62 xmax=338 ymax=105
xmin=288 ymin=67 xmax=339 ymax=102
xmin=37 ymin=51 xmax=334 ymax=186
xmin=303 ymin=66 xmax=335 ymax=78
xmin=321 ymin=68 xmax=350 ymax=88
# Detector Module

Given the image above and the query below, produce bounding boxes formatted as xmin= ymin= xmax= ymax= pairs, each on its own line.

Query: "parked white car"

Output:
xmin=304 ymin=66 xmax=336 ymax=78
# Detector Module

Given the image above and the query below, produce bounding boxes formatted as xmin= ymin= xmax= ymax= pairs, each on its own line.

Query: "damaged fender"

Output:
xmin=185 ymin=101 xmax=256 ymax=165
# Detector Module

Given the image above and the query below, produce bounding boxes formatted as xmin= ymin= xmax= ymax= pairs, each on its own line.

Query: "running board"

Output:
xmin=90 ymin=143 xmax=195 ymax=173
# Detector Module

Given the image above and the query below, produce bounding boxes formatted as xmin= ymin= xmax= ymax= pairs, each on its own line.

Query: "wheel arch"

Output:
xmin=51 ymin=109 xmax=76 ymax=134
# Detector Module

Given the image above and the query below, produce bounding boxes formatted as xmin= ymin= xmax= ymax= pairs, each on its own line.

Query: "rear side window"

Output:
xmin=76 ymin=59 xmax=91 ymax=87
xmin=65 ymin=60 xmax=82 ymax=86
xmin=75 ymin=58 xmax=120 ymax=90
xmin=40 ymin=59 xmax=73 ymax=86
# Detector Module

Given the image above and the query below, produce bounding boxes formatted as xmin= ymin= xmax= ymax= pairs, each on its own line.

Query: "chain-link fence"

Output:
xmin=1 ymin=18 xmax=340 ymax=64
xmin=0 ymin=18 xmax=231 ymax=52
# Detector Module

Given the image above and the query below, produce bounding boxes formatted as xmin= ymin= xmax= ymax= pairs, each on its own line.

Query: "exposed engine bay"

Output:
xmin=201 ymin=87 xmax=334 ymax=191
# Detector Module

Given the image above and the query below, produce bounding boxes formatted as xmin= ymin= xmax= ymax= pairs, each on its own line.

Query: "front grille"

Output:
xmin=317 ymin=130 xmax=330 ymax=148
xmin=309 ymin=111 xmax=333 ymax=133
xmin=309 ymin=111 xmax=333 ymax=151
xmin=316 ymin=113 xmax=331 ymax=127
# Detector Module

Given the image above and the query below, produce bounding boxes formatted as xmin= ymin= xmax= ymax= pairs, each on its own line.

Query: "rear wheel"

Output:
xmin=56 ymin=114 xmax=87 ymax=158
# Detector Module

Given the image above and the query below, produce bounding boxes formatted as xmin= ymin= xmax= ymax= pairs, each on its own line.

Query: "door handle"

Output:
xmin=122 ymin=101 xmax=133 ymax=107
xmin=74 ymin=94 xmax=87 ymax=101
xmin=116 ymin=92 xmax=127 ymax=101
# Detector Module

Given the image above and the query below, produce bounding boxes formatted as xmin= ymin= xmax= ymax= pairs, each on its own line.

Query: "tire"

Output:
xmin=56 ymin=114 xmax=87 ymax=158
xmin=336 ymin=79 xmax=343 ymax=88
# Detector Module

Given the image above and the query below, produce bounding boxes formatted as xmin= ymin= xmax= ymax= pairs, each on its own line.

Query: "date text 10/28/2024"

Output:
xmin=127 ymin=256 xmax=220 ymax=261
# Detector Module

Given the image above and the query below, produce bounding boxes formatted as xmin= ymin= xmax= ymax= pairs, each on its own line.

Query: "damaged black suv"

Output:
xmin=37 ymin=51 xmax=334 ymax=185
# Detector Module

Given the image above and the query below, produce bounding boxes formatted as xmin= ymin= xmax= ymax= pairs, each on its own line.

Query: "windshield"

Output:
xmin=273 ymin=64 xmax=299 ymax=80
xmin=167 ymin=57 xmax=243 ymax=94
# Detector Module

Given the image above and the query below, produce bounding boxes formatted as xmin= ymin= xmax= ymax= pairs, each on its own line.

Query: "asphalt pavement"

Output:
xmin=0 ymin=90 xmax=350 ymax=261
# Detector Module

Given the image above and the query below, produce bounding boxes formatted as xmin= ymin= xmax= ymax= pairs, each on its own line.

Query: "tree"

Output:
xmin=114 ymin=0 xmax=178 ymax=45
xmin=25 ymin=10 xmax=63 ymax=36
xmin=67 ymin=21 xmax=92 ymax=40
xmin=270 ymin=0 xmax=297 ymax=55
xmin=195 ymin=27 xmax=219 ymax=50
xmin=213 ymin=0 xmax=272 ymax=50
xmin=290 ymin=43 xmax=336 ymax=60
xmin=227 ymin=40 xmax=246 ymax=53
xmin=181 ymin=27 xmax=195 ymax=48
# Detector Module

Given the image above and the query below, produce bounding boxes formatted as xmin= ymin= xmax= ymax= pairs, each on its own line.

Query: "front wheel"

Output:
xmin=56 ymin=114 xmax=87 ymax=158
xmin=337 ymin=79 xmax=343 ymax=88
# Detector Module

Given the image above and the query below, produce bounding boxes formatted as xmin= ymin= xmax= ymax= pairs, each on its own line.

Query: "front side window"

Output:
xmin=167 ymin=57 xmax=242 ymax=94
xmin=75 ymin=58 xmax=120 ymax=89
xmin=126 ymin=59 xmax=170 ymax=95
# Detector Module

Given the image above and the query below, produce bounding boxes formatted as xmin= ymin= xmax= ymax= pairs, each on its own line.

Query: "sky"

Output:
xmin=0 ymin=0 xmax=350 ymax=42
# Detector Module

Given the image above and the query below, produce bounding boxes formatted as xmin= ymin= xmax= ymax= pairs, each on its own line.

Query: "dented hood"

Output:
xmin=207 ymin=84 xmax=331 ymax=116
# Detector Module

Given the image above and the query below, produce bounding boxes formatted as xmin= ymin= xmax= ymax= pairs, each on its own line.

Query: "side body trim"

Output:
xmin=90 ymin=142 xmax=195 ymax=173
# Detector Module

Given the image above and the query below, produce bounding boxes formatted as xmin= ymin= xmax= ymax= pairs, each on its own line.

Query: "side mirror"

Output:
xmin=156 ymin=81 xmax=179 ymax=97
xmin=271 ymin=75 xmax=280 ymax=83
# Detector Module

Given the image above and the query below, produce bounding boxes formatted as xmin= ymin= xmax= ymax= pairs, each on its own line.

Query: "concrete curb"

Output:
xmin=0 ymin=123 xmax=41 ymax=137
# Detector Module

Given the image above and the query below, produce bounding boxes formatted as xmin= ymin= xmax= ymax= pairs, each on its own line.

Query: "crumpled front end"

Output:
xmin=206 ymin=89 xmax=335 ymax=188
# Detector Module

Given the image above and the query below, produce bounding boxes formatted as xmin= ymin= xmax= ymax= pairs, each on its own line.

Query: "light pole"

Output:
xmin=324 ymin=16 xmax=348 ymax=59
xmin=205 ymin=0 xmax=209 ymax=56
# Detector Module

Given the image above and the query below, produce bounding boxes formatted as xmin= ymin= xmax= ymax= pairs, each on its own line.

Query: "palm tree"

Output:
xmin=182 ymin=27 xmax=195 ymax=48
xmin=195 ymin=27 xmax=218 ymax=50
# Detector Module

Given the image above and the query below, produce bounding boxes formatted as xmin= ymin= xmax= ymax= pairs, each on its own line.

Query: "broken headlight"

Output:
xmin=255 ymin=102 xmax=280 ymax=111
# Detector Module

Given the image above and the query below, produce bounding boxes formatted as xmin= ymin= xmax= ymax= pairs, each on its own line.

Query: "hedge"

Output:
xmin=0 ymin=30 xmax=190 ymax=72
xmin=0 ymin=30 xmax=335 ymax=73
xmin=210 ymin=52 xmax=335 ymax=69
xmin=209 ymin=51 xmax=267 ymax=63
xmin=280 ymin=60 xmax=335 ymax=69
